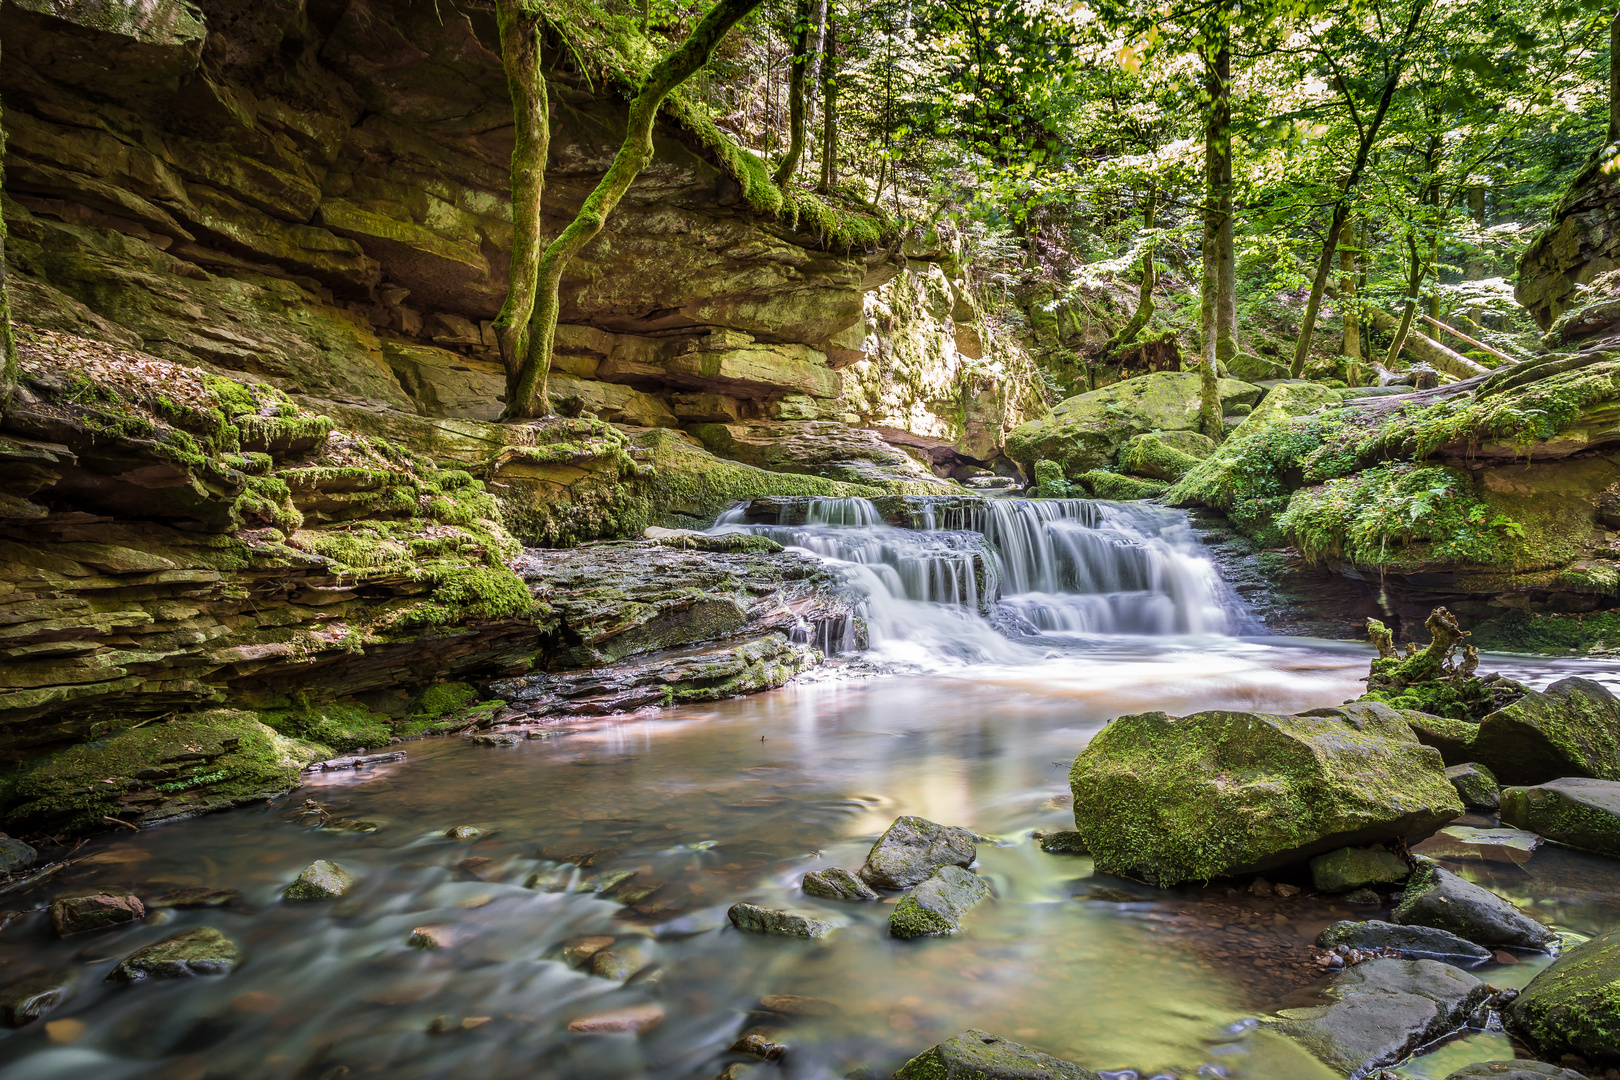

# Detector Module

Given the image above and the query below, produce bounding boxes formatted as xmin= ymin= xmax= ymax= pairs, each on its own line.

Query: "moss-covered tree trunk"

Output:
xmin=773 ymin=0 xmax=815 ymax=186
xmin=1198 ymin=32 xmax=1229 ymax=441
xmin=0 ymin=31 xmax=16 ymax=410
xmin=1611 ymin=10 xmax=1620 ymax=144
xmin=492 ymin=0 xmax=551 ymax=413
xmin=1341 ymin=231 xmax=1360 ymax=369
xmin=504 ymin=0 xmax=770 ymax=419
xmin=1213 ymin=42 xmax=1237 ymax=368
xmin=818 ymin=0 xmax=838 ymax=193
xmin=1104 ymin=180 xmax=1157 ymax=357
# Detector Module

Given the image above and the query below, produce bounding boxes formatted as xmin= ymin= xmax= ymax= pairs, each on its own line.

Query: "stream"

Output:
xmin=3 ymin=497 xmax=1619 ymax=1080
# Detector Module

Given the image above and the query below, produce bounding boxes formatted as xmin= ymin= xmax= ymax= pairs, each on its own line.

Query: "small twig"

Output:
xmin=102 ymin=816 xmax=141 ymax=832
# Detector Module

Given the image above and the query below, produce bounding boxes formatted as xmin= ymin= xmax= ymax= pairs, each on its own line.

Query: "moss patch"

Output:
xmin=1507 ymin=930 xmax=1620 ymax=1063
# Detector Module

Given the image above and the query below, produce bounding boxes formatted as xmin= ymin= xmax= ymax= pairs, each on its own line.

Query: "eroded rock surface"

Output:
xmin=858 ymin=816 xmax=979 ymax=890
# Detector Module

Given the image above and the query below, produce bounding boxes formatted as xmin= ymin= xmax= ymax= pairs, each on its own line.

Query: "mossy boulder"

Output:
xmin=1308 ymin=847 xmax=1410 ymax=893
xmin=1006 ymin=372 xmax=1261 ymax=477
xmin=727 ymin=902 xmax=834 ymax=939
xmin=1507 ymin=930 xmax=1620 ymax=1065
xmin=6 ymin=711 xmax=322 ymax=835
xmin=1447 ymin=763 xmax=1501 ymax=810
xmin=889 ymin=865 xmax=992 ymax=939
xmin=1406 ymin=714 xmax=1481 ymax=766
xmin=1392 ymin=858 xmax=1557 ymax=949
xmin=1472 ymin=677 xmax=1620 ymax=785
xmin=0 ymin=835 xmax=37 ymax=873
xmin=1442 ymin=1063 xmax=1585 ymax=1080
xmin=893 ymin=1030 xmax=1099 ymax=1080
xmin=1117 ymin=430 xmax=1217 ymax=482
xmin=285 ymin=859 xmax=357 ymax=900
xmin=1076 ymin=471 xmax=1169 ymax=501
xmin=858 ymin=816 xmax=978 ymax=890
xmin=1069 ymin=702 xmax=1462 ymax=886
xmin=802 ymin=868 xmax=878 ymax=902
xmin=1501 ymin=778 xmax=1620 ymax=858
xmin=106 ymin=927 xmax=241 ymax=982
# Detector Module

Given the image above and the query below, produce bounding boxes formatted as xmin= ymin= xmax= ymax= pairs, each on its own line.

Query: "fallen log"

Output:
xmin=1364 ymin=307 xmax=1490 ymax=379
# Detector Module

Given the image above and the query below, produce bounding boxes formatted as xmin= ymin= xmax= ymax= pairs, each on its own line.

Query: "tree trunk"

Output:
xmin=504 ymin=0 xmax=771 ymax=419
xmin=1199 ymin=32 xmax=1227 ymax=440
xmin=1466 ymin=183 xmax=1486 ymax=324
xmin=492 ymin=0 xmax=551 ymax=411
xmin=1341 ymin=232 xmax=1360 ymax=367
xmin=1611 ymin=10 xmax=1619 ymax=144
xmin=772 ymin=0 xmax=814 ymax=185
xmin=1 ymin=36 xmax=20 ymax=409
xmin=1213 ymin=40 xmax=1237 ymax=365
xmin=1103 ymin=180 xmax=1158 ymax=356
xmin=818 ymin=0 xmax=838 ymax=192
xmin=1364 ymin=306 xmax=1487 ymax=378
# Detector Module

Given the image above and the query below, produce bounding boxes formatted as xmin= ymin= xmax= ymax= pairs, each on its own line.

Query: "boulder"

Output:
xmin=106 ymin=927 xmax=241 ymax=982
xmin=1315 ymin=920 xmax=1493 ymax=965
xmin=1117 ymin=431 xmax=1217 ymax=482
xmin=50 ymin=893 xmax=144 ymax=935
xmin=1501 ymin=778 xmax=1620 ymax=858
xmin=1006 ymin=372 xmax=1262 ymax=477
xmin=893 ymin=1030 xmax=1100 ymax=1080
xmin=1416 ymin=826 xmax=1543 ymax=866
xmin=889 ymin=865 xmax=992 ymax=939
xmin=1069 ymin=702 xmax=1462 ymax=886
xmin=1406 ymin=714 xmax=1480 ymax=766
xmin=284 ymin=859 xmax=357 ymax=900
xmin=1392 ymin=858 xmax=1557 ymax=949
xmin=1472 ymin=677 xmax=1620 ymax=784
xmin=1308 ymin=848 xmax=1410 ymax=893
xmin=1443 ymin=1064 xmax=1586 ymax=1080
xmin=1268 ymin=959 xmax=1490 ymax=1076
xmin=0 ymin=835 xmax=37 ymax=873
xmin=802 ymin=868 xmax=879 ymax=901
xmin=1447 ymin=763 xmax=1501 ymax=810
xmin=727 ymin=903 xmax=834 ymax=939
xmin=1507 ymin=930 xmax=1620 ymax=1065
xmin=858 ymin=816 xmax=978 ymax=890
xmin=0 ymin=967 xmax=77 ymax=1026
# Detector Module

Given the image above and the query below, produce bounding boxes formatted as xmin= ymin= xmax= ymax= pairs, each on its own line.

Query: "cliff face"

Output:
xmin=0 ymin=0 xmax=901 ymax=430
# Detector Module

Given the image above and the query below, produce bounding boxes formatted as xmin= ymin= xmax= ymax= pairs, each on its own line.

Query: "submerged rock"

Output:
xmin=1268 ymin=958 xmax=1490 ymax=1076
xmin=1501 ymin=778 xmax=1620 ymax=858
xmin=468 ymin=731 xmax=523 ymax=747
xmin=1069 ymin=702 xmax=1461 ymax=886
xmin=1447 ymin=763 xmax=1501 ymax=809
xmin=589 ymin=938 xmax=656 ymax=979
xmin=858 ymin=816 xmax=978 ymax=890
xmin=0 ymin=835 xmax=38 ymax=874
xmin=445 ymin=825 xmax=485 ymax=841
xmin=146 ymin=887 xmax=243 ymax=909
xmin=284 ymin=859 xmax=357 ymax=900
xmin=889 ymin=865 xmax=992 ymax=939
xmin=1392 ymin=859 xmax=1557 ymax=949
xmin=566 ymin=1003 xmax=666 ymax=1034
xmin=1036 ymin=830 xmax=1088 ymax=855
xmin=802 ymin=868 xmax=879 ymax=901
xmin=893 ymin=1030 xmax=1100 ymax=1080
xmin=107 ymin=927 xmax=241 ymax=982
xmin=1472 ymin=677 xmax=1620 ymax=784
xmin=50 ymin=893 xmax=144 ymax=936
xmin=1507 ymin=930 xmax=1620 ymax=1065
xmin=1309 ymin=847 xmax=1409 ymax=893
xmin=1443 ymin=1063 xmax=1586 ymax=1080
xmin=0 ymin=968 xmax=78 ymax=1026
xmin=1316 ymin=920 xmax=1493 ymax=965
xmin=727 ymin=903 xmax=834 ymax=939
xmin=729 ymin=1026 xmax=789 ymax=1061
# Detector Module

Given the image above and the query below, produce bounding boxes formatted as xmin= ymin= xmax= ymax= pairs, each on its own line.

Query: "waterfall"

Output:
xmin=709 ymin=495 xmax=1244 ymax=661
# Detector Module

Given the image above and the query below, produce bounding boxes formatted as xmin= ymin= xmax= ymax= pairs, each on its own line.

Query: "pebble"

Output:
xmin=408 ymin=926 xmax=447 ymax=950
xmin=566 ymin=1003 xmax=666 ymax=1034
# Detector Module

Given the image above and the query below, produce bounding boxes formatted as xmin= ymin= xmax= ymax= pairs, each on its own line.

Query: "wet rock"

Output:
xmin=146 ymin=887 xmax=242 ymax=909
xmin=322 ymin=818 xmax=381 ymax=833
xmin=445 ymin=826 xmax=485 ymax=840
xmin=525 ymin=865 xmax=577 ymax=892
xmin=1442 ymin=1063 xmax=1586 ymax=1080
xmin=1447 ymin=763 xmax=1501 ymax=810
xmin=890 ymin=865 xmax=992 ymax=939
xmin=718 ymin=1065 xmax=763 ymax=1080
xmin=1076 ymin=886 xmax=1141 ymax=903
xmin=1472 ymin=677 xmax=1620 ymax=785
xmin=408 ymin=926 xmax=447 ymax=950
xmin=560 ymin=935 xmax=616 ymax=968
xmin=284 ymin=859 xmax=357 ymax=900
xmin=428 ymin=1015 xmax=492 ymax=1035
xmin=858 ymin=816 xmax=978 ymax=890
xmin=1345 ymin=887 xmax=1383 ymax=905
xmin=1309 ymin=848 xmax=1410 ymax=893
xmin=566 ymin=1003 xmax=666 ymax=1034
xmin=1269 ymin=958 xmax=1490 ymax=1076
xmin=1392 ymin=858 xmax=1557 ymax=950
xmin=1417 ymin=825 xmax=1543 ymax=866
xmin=1501 ymin=778 xmax=1620 ymax=858
xmin=50 ymin=893 xmax=144 ymax=935
xmin=589 ymin=938 xmax=655 ymax=979
xmin=727 ymin=903 xmax=834 ymax=939
xmin=1316 ymin=921 xmax=1494 ymax=965
xmin=468 ymin=731 xmax=524 ymax=747
xmin=0 ymin=835 xmax=38 ymax=874
xmin=757 ymin=994 xmax=838 ymax=1017
xmin=0 ymin=968 xmax=77 ymax=1026
xmin=106 ymin=927 xmax=241 ymax=982
xmin=1405 ymin=713 xmax=1481 ymax=766
xmin=730 ymin=1026 xmax=788 ymax=1060
xmin=802 ymin=868 xmax=879 ymax=901
xmin=1036 ymin=830 xmax=1087 ymax=855
xmin=1070 ymin=702 xmax=1461 ymax=886
xmin=893 ymin=1030 xmax=1100 ymax=1080
xmin=1506 ymin=929 xmax=1620 ymax=1065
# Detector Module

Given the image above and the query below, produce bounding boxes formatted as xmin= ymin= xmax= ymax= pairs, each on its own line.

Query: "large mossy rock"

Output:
xmin=1005 ymin=372 xmax=1261 ymax=477
xmin=1069 ymin=702 xmax=1461 ymax=886
xmin=893 ymin=1030 xmax=1100 ymax=1080
xmin=1507 ymin=930 xmax=1620 ymax=1065
xmin=1392 ymin=858 xmax=1557 ymax=949
xmin=1500 ymin=778 xmax=1620 ymax=858
xmin=1472 ymin=677 xmax=1620 ymax=785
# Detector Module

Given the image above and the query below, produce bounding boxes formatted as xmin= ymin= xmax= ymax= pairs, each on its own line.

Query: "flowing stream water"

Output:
xmin=3 ymin=496 xmax=1620 ymax=1080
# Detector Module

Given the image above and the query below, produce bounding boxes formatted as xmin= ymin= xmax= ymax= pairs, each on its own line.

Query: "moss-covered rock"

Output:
xmin=893 ymin=1030 xmax=1099 ymax=1080
xmin=1472 ymin=676 xmax=1620 ymax=785
xmin=1076 ymin=470 xmax=1169 ymax=501
xmin=284 ymin=859 xmax=356 ymax=900
xmin=889 ymin=864 xmax=992 ymax=938
xmin=1308 ymin=847 xmax=1410 ymax=893
xmin=1069 ymin=702 xmax=1462 ymax=886
xmin=726 ymin=902 xmax=834 ymax=939
xmin=1500 ymin=778 xmax=1620 ymax=858
xmin=7 ymin=711 xmax=321 ymax=834
xmin=1392 ymin=858 xmax=1557 ymax=949
xmin=1446 ymin=763 xmax=1501 ymax=810
xmin=801 ymin=868 xmax=878 ymax=902
xmin=0 ymin=967 xmax=78 ymax=1027
xmin=1117 ymin=430 xmax=1216 ymax=482
xmin=1507 ymin=930 xmax=1620 ymax=1065
xmin=106 ymin=927 xmax=241 ymax=982
xmin=1006 ymin=372 xmax=1261 ymax=477
xmin=858 ymin=815 xmax=979 ymax=890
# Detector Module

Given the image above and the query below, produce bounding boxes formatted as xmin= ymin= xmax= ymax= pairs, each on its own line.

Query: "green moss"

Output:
xmin=390 ymin=564 xmax=538 ymax=629
xmin=1118 ymin=432 xmax=1203 ymax=482
xmin=1078 ymin=470 xmax=1168 ymax=500
xmin=1508 ymin=931 xmax=1620 ymax=1063
xmin=5 ymin=711 xmax=321 ymax=833
xmin=236 ymin=475 xmax=303 ymax=532
xmin=888 ymin=894 xmax=954 ymax=938
xmin=259 ymin=700 xmax=393 ymax=754
xmin=1031 ymin=458 xmax=1078 ymax=498
xmin=1472 ymin=610 xmax=1620 ymax=655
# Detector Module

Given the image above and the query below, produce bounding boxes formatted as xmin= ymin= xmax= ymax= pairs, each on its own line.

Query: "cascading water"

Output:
xmin=709 ymin=494 xmax=1248 ymax=664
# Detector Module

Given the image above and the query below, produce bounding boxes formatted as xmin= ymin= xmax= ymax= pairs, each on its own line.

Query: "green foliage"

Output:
xmin=259 ymin=700 xmax=394 ymax=754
